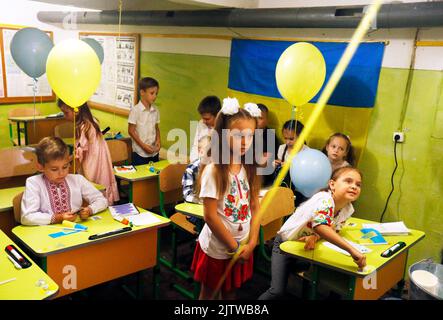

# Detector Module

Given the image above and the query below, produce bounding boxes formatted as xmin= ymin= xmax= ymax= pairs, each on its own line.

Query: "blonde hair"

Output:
xmin=35 ymin=136 xmax=69 ymax=165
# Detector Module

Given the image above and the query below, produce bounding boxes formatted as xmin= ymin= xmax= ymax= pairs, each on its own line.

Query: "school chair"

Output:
xmin=255 ymin=186 xmax=295 ymax=276
xmin=12 ymin=192 xmax=24 ymax=225
xmin=0 ymin=148 xmax=38 ymax=189
xmin=8 ymin=108 xmax=40 ymax=146
xmin=157 ymin=163 xmax=199 ymax=299
xmin=106 ymin=139 xmax=129 ymax=165
xmin=54 ymin=122 xmax=74 ymax=139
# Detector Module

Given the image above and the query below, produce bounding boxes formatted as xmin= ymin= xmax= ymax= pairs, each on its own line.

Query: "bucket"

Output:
xmin=408 ymin=259 xmax=443 ymax=300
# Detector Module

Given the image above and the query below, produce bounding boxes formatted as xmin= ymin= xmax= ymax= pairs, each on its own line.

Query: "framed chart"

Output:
xmin=79 ymin=32 xmax=140 ymax=116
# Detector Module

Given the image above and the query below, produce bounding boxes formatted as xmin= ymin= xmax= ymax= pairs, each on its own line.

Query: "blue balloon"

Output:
xmin=10 ymin=27 xmax=53 ymax=79
xmin=290 ymin=148 xmax=332 ymax=198
xmin=82 ymin=38 xmax=104 ymax=64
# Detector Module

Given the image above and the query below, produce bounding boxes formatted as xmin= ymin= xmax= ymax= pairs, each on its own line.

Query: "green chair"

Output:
xmin=256 ymin=186 xmax=294 ymax=276
xmin=157 ymin=163 xmax=200 ymax=299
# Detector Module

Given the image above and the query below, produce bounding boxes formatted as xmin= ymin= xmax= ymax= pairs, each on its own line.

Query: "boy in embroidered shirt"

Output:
xmin=21 ymin=137 xmax=108 ymax=226
xmin=128 ymin=77 xmax=161 ymax=165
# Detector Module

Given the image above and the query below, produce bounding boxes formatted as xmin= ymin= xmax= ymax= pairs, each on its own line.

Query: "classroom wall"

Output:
xmin=1 ymin=1 xmax=442 ymax=271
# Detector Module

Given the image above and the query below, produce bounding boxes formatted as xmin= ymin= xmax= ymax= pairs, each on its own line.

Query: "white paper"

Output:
xmin=362 ymin=221 xmax=410 ymax=235
xmin=323 ymin=239 xmax=372 ymax=256
xmin=127 ymin=213 xmax=161 ymax=226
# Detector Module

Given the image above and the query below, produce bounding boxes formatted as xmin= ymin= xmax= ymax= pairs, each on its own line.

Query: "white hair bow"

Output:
xmin=244 ymin=103 xmax=261 ymax=117
xmin=221 ymin=97 xmax=240 ymax=115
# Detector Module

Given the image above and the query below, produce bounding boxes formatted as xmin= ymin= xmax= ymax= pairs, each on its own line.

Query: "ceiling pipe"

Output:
xmin=37 ymin=2 xmax=443 ymax=28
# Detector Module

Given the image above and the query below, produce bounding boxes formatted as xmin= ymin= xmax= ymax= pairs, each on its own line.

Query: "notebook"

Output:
xmin=358 ymin=228 xmax=388 ymax=245
xmin=114 ymin=165 xmax=136 ymax=173
xmin=109 ymin=203 xmax=139 ymax=217
xmin=323 ymin=239 xmax=372 ymax=256
xmin=362 ymin=221 xmax=410 ymax=235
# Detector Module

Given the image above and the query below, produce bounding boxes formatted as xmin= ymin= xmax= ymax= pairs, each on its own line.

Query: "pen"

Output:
xmin=88 ymin=227 xmax=132 ymax=240
xmin=6 ymin=245 xmax=24 ymax=262
xmin=7 ymin=255 xmax=22 ymax=269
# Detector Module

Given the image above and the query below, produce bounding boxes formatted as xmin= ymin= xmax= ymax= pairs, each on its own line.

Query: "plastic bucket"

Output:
xmin=408 ymin=260 xmax=443 ymax=300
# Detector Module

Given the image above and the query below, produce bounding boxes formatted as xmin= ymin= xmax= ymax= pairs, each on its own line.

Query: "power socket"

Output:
xmin=393 ymin=132 xmax=405 ymax=143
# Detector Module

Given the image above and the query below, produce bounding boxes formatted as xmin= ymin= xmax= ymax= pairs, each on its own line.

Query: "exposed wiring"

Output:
xmin=380 ymin=138 xmax=399 ymax=222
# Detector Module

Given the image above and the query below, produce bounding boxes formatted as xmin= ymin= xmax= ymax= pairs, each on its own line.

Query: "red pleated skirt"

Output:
xmin=191 ymin=241 xmax=254 ymax=293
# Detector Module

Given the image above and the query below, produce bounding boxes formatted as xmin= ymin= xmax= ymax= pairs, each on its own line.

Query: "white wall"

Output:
xmin=1 ymin=0 xmax=443 ymax=71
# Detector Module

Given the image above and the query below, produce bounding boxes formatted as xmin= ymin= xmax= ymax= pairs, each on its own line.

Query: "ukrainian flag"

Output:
xmin=227 ymin=39 xmax=385 ymax=163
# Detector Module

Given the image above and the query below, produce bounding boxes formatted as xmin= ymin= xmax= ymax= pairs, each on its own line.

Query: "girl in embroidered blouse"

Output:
xmin=191 ymin=98 xmax=262 ymax=300
xmin=58 ymin=99 xmax=119 ymax=205
xmin=259 ymin=166 xmax=366 ymax=300
xmin=21 ymin=137 xmax=108 ymax=226
xmin=322 ymin=133 xmax=355 ymax=171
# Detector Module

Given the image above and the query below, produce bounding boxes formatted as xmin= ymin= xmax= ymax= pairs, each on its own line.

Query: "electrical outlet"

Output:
xmin=393 ymin=132 xmax=405 ymax=143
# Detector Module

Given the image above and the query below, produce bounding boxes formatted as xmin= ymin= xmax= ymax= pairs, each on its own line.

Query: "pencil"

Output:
xmin=0 ymin=278 xmax=16 ymax=285
xmin=43 ymin=225 xmax=88 ymax=232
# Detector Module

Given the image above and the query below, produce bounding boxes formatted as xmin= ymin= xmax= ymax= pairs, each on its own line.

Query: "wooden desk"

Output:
xmin=12 ymin=208 xmax=170 ymax=298
xmin=8 ymin=116 xmax=68 ymax=145
xmin=0 ymin=183 xmax=106 ymax=239
xmin=114 ymin=160 xmax=172 ymax=209
xmin=280 ymin=217 xmax=425 ymax=300
xmin=0 ymin=230 xmax=58 ymax=300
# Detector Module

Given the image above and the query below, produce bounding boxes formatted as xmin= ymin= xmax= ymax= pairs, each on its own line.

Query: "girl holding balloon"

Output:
xmin=58 ymin=100 xmax=119 ymax=205
xmin=258 ymin=166 xmax=366 ymax=300
xmin=273 ymin=120 xmax=309 ymax=205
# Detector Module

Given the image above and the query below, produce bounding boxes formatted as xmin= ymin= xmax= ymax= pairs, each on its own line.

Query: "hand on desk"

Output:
xmin=350 ymin=249 xmax=367 ymax=270
xmin=298 ymin=234 xmax=320 ymax=251
xmin=60 ymin=211 xmax=76 ymax=222
xmin=78 ymin=207 xmax=92 ymax=220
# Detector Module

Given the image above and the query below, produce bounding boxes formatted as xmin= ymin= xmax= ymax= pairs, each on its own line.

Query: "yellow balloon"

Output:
xmin=46 ymin=39 xmax=101 ymax=110
xmin=275 ymin=42 xmax=326 ymax=107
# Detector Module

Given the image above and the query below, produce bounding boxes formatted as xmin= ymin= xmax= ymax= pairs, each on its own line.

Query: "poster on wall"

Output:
xmin=79 ymin=34 xmax=138 ymax=111
xmin=0 ymin=47 xmax=4 ymax=98
xmin=2 ymin=29 xmax=52 ymax=98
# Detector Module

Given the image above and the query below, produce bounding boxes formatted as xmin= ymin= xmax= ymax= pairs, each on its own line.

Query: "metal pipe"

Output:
xmin=37 ymin=2 xmax=443 ymax=28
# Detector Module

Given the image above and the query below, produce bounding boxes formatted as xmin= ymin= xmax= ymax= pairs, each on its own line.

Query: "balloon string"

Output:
xmin=73 ymin=110 xmax=76 ymax=173
xmin=32 ymin=78 xmax=37 ymax=142
xmin=112 ymin=0 xmax=123 ymax=136
xmin=210 ymin=0 xmax=383 ymax=299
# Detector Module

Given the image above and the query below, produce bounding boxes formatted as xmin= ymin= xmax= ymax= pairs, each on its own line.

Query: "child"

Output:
xmin=323 ymin=133 xmax=355 ymax=171
xmin=191 ymin=97 xmax=262 ymax=300
xmin=274 ymin=120 xmax=308 ymax=168
xmin=58 ymin=99 xmax=119 ymax=205
xmin=190 ymin=96 xmax=221 ymax=162
xmin=21 ymin=137 xmax=108 ymax=226
xmin=256 ymin=103 xmax=279 ymax=186
xmin=128 ymin=77 xmax=161 ymax=165
xmin=182 ymin=136 xmax=211 ymax=204
xmin=258 ymin=166 xmax=366 ymax=300
xmin=273 ymin=120 xmax=308 ymax=205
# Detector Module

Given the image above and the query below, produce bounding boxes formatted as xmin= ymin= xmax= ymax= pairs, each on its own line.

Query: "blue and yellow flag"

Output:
xmin=227 ymin=39 xmax=385 ymax=162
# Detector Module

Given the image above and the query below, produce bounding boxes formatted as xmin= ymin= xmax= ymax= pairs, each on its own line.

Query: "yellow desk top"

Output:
xmin=0 ymin=186 xmax=25 ymax=212
xmin=8 ymin=115 xmax=64 ymax=122
xmin=114 ymin=160 xmax=170 ymax=181
xmin=0 ymin=230 xmax=59 ymax=300
xmin=12 ymin=208 xmax=170 ymax=257
xmin=0 ymin=183 xmax=105 ymax=213
xmin=280 ymin=217 xmax=425 ymax=277
xmin=175 ymin=202 xmax=204 ymax=219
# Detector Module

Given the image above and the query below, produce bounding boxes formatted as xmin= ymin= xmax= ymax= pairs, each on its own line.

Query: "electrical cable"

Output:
xmin=380 ymin=137 xmax=399 ymax=222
